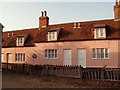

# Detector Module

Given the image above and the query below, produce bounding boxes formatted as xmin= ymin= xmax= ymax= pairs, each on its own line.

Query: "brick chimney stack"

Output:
xmin=114 ymin=0 xmax=120 ymax=21
xmin=39 ymin=11 xmax=49 ymax=28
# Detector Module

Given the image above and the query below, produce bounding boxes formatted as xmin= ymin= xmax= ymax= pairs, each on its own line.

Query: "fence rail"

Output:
xmin=2 ymin=63 xmax=120 ymax=81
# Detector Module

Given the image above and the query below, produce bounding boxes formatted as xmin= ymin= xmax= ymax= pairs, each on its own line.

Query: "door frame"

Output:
xmin=77 ymin=48 xmax=86 ymax=68
xmin=6 ymin=53 xmax=12 ymax=63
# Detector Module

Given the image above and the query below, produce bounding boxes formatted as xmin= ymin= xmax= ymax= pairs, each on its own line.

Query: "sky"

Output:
xmin=0 ymin=0 xmax=116 ymax=31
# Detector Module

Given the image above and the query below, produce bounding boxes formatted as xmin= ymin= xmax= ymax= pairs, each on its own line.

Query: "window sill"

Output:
xmin=17 ymin=44 xmax=24 ymax=46
xmin=44 ymin=58 xmax=58 ymax=60
xmin=92 ymin=58 xmax=109 ymax=60
xmin=94 ymin=37 xmax=106 ymax=39
xmin=48 ymin=40 xmax=57 ymax=41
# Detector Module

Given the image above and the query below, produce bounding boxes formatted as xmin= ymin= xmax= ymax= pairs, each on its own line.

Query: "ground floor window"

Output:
xmin=45 ymin=49 xmax=58 ymax=59
xmin=92 ymin=48 xmax=109 ymax=59
xmin=15 ymin=53 xmax=25 ymax=61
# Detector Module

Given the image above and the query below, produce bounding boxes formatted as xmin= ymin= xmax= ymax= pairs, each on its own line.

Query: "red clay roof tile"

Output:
xmin=2 ymin=19 xmax=120 ymax=47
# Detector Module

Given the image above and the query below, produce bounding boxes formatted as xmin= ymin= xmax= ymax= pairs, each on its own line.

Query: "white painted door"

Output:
xmin=63 ymin=50 xmax=71 ymax=65
xmin=6 ymin=53 xmax=12 ymax=63
xmin=77 ymin=49 xmax=86 ymax=68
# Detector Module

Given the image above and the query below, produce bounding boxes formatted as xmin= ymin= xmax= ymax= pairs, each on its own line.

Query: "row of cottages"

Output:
xmin=1 ymin=1 xmax=120 ymax=68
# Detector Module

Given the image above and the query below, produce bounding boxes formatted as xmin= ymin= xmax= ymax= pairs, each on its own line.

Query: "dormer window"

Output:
xmin=94 ymin=24 xmax=106 ymax=39
xmin=48 ymin=32 xmax=57 ymax=41
xmin=17 ymin=36 xmax=24 ymax=46
xmin=16 ymin=34 xmax=28 ymax=46
xmin=95 ymin=28 xmax=106 ymax=38
xmin=48 ymin=28 xmax=61 ymax=41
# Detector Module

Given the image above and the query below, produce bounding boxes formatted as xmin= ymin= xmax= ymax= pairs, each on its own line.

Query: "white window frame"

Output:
xmin=48 ymin=32 xmax=57 ymax=41
xmin=15 ymin=53 xmax=25 ymax=62
xmin=44 ymin=49 xmax=58 ymax=59
xmin=94 ymin=28 xmax=106 ymax=39
xmin=17 ymin=36 xmax=24 ymax=46
xmin=92 ymin=48 xmax=109 ymax=59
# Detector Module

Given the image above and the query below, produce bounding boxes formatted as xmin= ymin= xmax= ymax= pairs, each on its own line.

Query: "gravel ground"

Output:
xmin=2 ymin=71 xmax=120 ymax=88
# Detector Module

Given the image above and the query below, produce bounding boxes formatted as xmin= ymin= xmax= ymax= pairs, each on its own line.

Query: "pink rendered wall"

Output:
xmin=2 ymin=40 xmax=119 ymax=68
xmin=118 ymin=40 xmax=120 ymax=68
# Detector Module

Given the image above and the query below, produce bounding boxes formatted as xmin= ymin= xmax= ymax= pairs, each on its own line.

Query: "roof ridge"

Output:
xmin=3 ymin=27 xmax=39 ymax=33
xmin=49 ymin=19 xmax=114 ymax=26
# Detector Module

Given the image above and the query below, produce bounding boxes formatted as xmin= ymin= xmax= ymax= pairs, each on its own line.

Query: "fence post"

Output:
xmin=79 ymin=65 xmax=83 ymax=79
xmin=46 ymin=64 xmax=49 ymax=76
xmin=101 ymin=67 xmax=105 ymax=79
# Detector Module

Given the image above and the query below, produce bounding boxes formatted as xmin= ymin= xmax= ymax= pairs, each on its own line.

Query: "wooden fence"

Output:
xmin=2 ymin=63 xmax=82 ymax=78
xmin=2 ymin=63 xmax=120 ymax=81
xmin=82 ymin=68 xmax=120 ymax=81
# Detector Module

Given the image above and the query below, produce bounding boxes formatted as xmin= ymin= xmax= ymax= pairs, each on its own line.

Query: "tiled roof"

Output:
xmin=35 ymin=19 xmax=120 ymax=43
xmin=2 ymin=28 xmax=38 ymax=47
xmin=2 ymin=19 xmax=120 ymax=47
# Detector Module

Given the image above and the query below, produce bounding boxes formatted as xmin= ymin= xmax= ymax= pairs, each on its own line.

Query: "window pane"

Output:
xmin=105 ymin=49 xmax=108 ymax=58
xmin=96 ymin=29 xmax=99 ymax=38
xmin=21 ymin=53 xmax=22 ymax=61
xmin=101 ymin=49 xmax=104 ymax=58
xmin=52 ymin=32 xmax=55 ymax=39
xmin=100 ymin=29 xmax=104 ymax=37
xmin=23 ymin=54 xmax=25 ymax=61
xmin=45 ymin=50 xmax=47 ymax=58
xmin=92 ymin=49 xmax=96 ymax=58
xmin=55 ymin=50 xmax=57 ymax=58
xmin=97 ymin=49 xmax=101 ymax=58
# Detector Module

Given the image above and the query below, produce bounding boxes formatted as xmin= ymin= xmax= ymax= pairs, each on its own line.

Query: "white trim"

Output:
xmin=15 ymin=53 xmax=25 ymax=62
xmin=48 ymin=32 xmax=57 ymax=41
xmin=17 ymin=36 xmax=24 ymax=46
xmin=92 ymin=48 xmax=109 ymax=59
xmin=44 ymin=49 xmax=58 ymax=59
xmin=94 ymin=28 xmax=106 ymax=39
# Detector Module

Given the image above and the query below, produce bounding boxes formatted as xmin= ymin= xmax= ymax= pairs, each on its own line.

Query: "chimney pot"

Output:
xmin=44 ymin=11 xmax=47 ymax=16
xmin=41 ymin=11 xmax=44 ymax=16
xmin=116 ymin=0 xmax=118 ymax=5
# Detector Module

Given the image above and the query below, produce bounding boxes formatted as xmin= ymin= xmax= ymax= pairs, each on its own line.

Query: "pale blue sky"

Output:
xmin=1 ymin=1 xmax=116 ymax=31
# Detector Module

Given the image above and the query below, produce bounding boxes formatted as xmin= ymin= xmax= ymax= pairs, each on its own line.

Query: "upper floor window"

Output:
xmin=94 ymin=28 xmax=106 ymax=39
xmin=94 ymin=24 xmax=107 ymax=39
xmin=48 ymin=31 xmax=57 ymax=41
xmin=17 ymin=36 xmax=24 ymax=46
xmin=47 ymin=28 xmax=62 ymax=41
